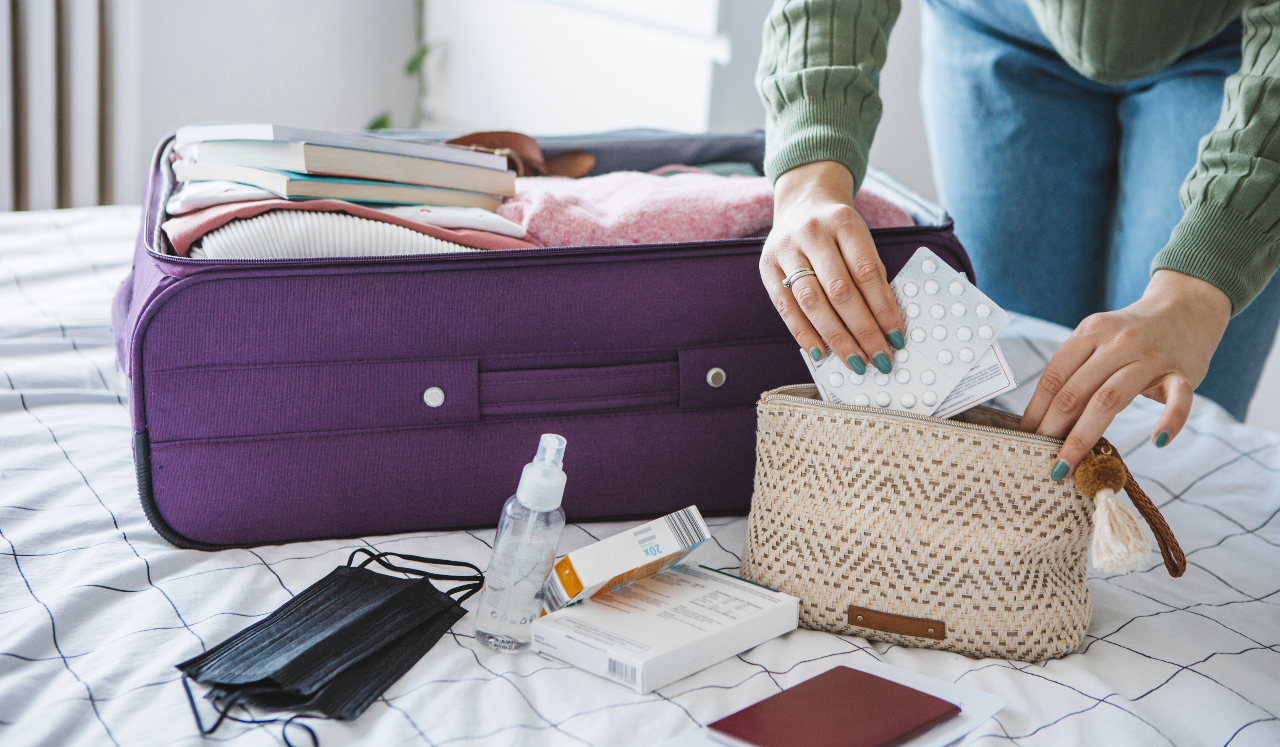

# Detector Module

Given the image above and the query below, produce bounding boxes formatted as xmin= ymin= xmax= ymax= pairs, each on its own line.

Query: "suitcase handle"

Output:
xmin=479 ymin=361 xmax=679 ymax=417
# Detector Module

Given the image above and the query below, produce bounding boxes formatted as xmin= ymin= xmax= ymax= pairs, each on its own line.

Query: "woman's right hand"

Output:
xmin=761 ymin=161 xmax=905 ymax=375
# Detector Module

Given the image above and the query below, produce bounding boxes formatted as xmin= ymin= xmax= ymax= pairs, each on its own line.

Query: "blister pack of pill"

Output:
xmin=803 ymin=247 xmax=1011 ymax=416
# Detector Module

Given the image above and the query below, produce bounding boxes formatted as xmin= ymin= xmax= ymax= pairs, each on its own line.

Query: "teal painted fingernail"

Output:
xmin=873 ymin=352 xmax=892 ymax=374
xmin=1154 ymin=431 xmax=1170 ymax=448
xmin=1051 ymin=460 xmax=1069 ymax=482
xmin=847 ymin=355 xmax=866 ymax=375
xmin=888 ymin=330 xmax=905 ymax=350
xmin=810 ymin=347 xmax=823 ymax=362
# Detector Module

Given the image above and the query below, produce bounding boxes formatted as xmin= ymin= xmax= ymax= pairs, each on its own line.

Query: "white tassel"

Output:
xmin=1090 ymin=488 xmax=1151 ymax=574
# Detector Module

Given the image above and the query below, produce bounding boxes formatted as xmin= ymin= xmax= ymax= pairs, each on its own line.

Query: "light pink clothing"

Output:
xmin=162 ymin=199 xmax=537 ymax=257
xmin=497 ymin=171 xmax=913 ymax=248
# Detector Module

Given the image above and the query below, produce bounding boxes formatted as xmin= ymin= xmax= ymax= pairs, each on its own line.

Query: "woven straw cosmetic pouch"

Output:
xmin=742 ymin=385 xmax=1185 ymax=662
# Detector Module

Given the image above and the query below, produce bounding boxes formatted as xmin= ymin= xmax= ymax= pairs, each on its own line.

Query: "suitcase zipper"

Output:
xmin=762 ymin=384 xmax=1064 ymax=447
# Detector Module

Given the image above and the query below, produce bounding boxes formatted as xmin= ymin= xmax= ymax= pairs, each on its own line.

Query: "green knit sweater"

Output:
xmin=758 ymin=0 xmax=1280 ymax=315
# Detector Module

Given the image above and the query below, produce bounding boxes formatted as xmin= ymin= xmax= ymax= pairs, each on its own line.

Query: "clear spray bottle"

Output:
xmin=474 ymin=433 xmax=568 ymax=653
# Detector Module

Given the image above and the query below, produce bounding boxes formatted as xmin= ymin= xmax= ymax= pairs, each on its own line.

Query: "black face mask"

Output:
xmin=178 ymin=550 xmax=483 ymax=744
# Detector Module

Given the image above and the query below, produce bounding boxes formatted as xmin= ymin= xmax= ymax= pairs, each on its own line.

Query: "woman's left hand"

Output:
xmin=1020 ymin=269 xmax=1232 ymax=481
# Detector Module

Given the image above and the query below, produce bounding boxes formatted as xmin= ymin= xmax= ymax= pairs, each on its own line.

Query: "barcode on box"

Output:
xmin=607 ymin=658 xmax=637 ymax=686
xmin=543 ymin=576 xmax=570 ymax=612
xmin=664 ymin=508 xmax=708 ymax=549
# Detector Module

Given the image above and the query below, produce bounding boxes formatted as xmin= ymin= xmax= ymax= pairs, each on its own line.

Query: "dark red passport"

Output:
xmin=708 ymin=666 xmax=961 ymax=747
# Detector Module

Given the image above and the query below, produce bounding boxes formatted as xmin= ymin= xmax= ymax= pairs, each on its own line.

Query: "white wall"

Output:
xmin=105 ymin=0 xmax=420 ymax=204
xmin=868 ymin=0 xmax=935 ymax=200
xmin=424 ymin=0 xmax=725 ymax=135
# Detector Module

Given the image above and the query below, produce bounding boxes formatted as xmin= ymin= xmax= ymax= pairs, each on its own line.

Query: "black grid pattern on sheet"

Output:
xmin=1 ymin=208 xmax=1278 ymax=747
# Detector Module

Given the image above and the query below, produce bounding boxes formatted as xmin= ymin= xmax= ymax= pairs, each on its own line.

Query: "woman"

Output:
xmin=757 ymin=0 xmax=1280 ymax=480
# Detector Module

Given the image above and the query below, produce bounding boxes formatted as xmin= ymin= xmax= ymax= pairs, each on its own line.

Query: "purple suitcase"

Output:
xmin=112 ymin=131 xmax=974 ymax=549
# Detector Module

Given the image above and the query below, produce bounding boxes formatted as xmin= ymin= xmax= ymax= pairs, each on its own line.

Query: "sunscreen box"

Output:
xmin=532 ymin=564 xmax=799 ymax=694
xmin=542 ymin=506 xmax=711 ymax=613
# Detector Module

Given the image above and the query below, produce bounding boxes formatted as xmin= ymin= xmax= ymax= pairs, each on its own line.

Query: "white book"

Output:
xmin=174 ymin=123 xmax=509 ymax=171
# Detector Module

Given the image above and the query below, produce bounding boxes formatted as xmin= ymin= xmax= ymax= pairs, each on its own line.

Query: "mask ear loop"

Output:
xmin=346 ymin=548 xmax=487 ymax=608
xmin=346 ymin=548 xmax=483 ymax=582
xmin=446 ymin=580 xmax=484 ymax=604
xmin=347 ymin=547 xmax=487 ymax=604
xmin=181 ymin=678 xmax=320 ymax=747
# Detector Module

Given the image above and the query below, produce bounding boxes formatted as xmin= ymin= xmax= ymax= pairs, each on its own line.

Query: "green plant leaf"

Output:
xmin=405 ymin=44 xmax=430 ymax=76
xmin=366 ymin=111 xmax=393 ymax=130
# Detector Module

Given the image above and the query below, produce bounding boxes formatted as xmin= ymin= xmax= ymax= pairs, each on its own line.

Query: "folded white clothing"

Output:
xmin=375 ymin=204 xmax=526 ymax=238
xmin=167 ymin=181 xmax=527 ymax=238
xmin=166 ymin=181 xmax=276 ymax=214
xmin=190 ymin=210 xmax=480 ymax=260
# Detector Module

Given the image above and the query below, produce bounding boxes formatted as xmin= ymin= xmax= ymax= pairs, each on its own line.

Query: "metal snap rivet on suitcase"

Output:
xmin=706 ymin=367 xmax=726 ymax=388
xmin=423 ymin=387 xmax=446 ymax=407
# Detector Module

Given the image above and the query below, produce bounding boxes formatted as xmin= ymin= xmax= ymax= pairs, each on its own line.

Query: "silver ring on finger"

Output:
xmin=782 ymin=267 xmax=817 ymax=289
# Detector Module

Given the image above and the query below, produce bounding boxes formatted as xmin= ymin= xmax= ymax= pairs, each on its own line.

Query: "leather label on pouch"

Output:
xmin=848 ymin=606 xmax=946 ymax=640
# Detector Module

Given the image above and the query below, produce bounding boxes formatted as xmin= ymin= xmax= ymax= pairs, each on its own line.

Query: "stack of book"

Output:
xmin=172 ymin=124 xmax=515 ymax=210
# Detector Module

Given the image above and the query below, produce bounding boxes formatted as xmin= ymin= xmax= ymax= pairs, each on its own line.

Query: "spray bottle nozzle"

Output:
xmin=516 ymin=434 xmax=568 ymax=510
xmin=534 ymin=434 xmax=566 ymax=469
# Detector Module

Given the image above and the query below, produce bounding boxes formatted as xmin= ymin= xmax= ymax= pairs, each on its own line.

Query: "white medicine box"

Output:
xmin=532 ymin=564 xmax=799 ymax=694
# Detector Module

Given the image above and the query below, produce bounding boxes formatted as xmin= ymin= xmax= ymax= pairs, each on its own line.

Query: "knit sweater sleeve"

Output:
xmin=1153 ymin=0 xmax=1280 ymax=315
xmin=756 ymin=0 xmax=901 ymax=187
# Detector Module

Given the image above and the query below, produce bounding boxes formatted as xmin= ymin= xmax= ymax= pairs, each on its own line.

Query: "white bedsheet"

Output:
xmin=2 ymin=206 xmax=1278 ymax=747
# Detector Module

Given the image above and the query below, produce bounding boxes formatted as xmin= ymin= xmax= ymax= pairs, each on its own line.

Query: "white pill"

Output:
xmin=930 ymin=304 xmax=945 ymax=319
xmin=951 ymin=303 xmax=966 ymax=317
xmin=855 ymin=393 xmax=871 ymax=407
xmin=924 ymin=280 xmax=940 ymax=295
xmin=895 ymin=369 xmax=911 ymax=384
xmin=959 ymin=347 xmax=975 ymax=363
xmin=938 ymin=349 xmax=954 ymax=364
xmin=921 ymin=369 xmax=936 ymax=385
xmin=978 ymin=324 xmax=994 ymax=340
xmin=902 ymin=282 xmax=919 ymax=298
xmin=921 ymin=259 xmax=937 ymax=273
xmin=922 ymin=390 xmax=938 ymax=406
xmin=932 ymin=325 xmax=947 ymax=340
xmin=828 ymin=372 xmax=844 ymax=387
xmin=894 ymin=349 xmax=910 ymax=363
xmin=911 ymin=327 xmax=927 ymax=343
xmin=901 ymin=393 xmax=917 ymax=408
xmin=957 ymin=326 xmax=973 ymax=341
xmin=949 ymin=280 xmax=965 ymax=296
xmin=874 ymin=373 xmax=890 ymax=386
xmin=976 ymin=303 xmax=992 ymax=319
xmin=875 ymin=392 xmax=892 ymax=407
xmin=905 ymin=302 xmax=921 ymax=318
xmin=849 ymin=373 xmax=865 ymax=385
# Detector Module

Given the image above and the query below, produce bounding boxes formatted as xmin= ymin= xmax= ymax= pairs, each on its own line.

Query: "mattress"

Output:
xmin=2 ymin=206 xmax=1278 ymax=746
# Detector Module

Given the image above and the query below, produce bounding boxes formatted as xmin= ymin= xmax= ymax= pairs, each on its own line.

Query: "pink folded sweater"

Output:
xmin=498 ymin=171 xmax=912 ymax=248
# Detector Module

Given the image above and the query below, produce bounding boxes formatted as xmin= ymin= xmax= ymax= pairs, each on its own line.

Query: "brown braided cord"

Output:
xmin=1094 ymin=438 xmax=1186 ymax=577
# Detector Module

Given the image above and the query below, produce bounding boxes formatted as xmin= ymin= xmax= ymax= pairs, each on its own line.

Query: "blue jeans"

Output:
xmin=920 ymin=0 xmax=1280 ymax=420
